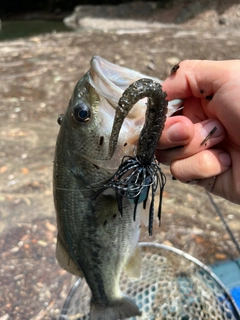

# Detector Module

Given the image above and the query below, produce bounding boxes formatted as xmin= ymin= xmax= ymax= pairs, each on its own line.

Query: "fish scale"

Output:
xmin=54 ymin=56 xmax=182 ymax=320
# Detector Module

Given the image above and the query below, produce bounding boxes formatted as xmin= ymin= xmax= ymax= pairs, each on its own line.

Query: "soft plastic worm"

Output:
xmin=96 ymin=78 xmax=168 ymax=235
xmin=109 ymin=78 xmax=168 ymax=163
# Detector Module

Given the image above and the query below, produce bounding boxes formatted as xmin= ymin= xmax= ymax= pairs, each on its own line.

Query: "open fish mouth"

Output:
xmin=82 ymin=56 xmax=182 ymax=171
xmin=89 ymin=55 xmax=159 ymax=102
xmin=89 ymin=55 xmax=182 ymax=117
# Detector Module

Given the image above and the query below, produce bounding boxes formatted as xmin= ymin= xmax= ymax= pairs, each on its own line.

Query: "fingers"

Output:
xmin=170 ymin=149 xmax=231 ymax=182
xmin=162 ymin=60 xmax=234 ymax=100
xmin=158 ymin=116 xmax=194 ymax=149
xmin=157 ymin=116 xmax=231 ymax=196
xmin=159 ymin=59 xmax=240 ymax=204
xmin=157 ymin=118 xmax=226 ymax=165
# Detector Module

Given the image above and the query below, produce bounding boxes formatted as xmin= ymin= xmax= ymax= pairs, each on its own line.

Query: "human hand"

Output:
xmin=157 ymin=60 xmax=240 ymax=204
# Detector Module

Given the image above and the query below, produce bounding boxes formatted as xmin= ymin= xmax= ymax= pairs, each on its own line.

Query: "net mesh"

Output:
xmin=59 ymin=243 xmax=240 ymax=320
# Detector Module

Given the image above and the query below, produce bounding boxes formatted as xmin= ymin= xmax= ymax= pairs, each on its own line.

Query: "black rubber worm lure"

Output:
xmin=95 ymin=78 xmax=168 ymax=235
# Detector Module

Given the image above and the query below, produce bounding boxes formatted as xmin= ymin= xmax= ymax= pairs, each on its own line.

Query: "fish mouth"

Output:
xmin=89 ymin=55 xmax=182 ymax=118
xmin=85 ymin=56 xmax=151 ymax=171
xmin=89 ymin=56 xmax=157 ymax=117
xmin=84 ymin=56 xmax=182 ymax=172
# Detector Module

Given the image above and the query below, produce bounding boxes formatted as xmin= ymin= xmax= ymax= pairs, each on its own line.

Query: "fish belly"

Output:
xmin=55 ymin=168 xmax=142 ymax=319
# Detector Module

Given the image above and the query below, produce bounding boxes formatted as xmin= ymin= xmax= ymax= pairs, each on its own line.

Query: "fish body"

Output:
xmin=53 ymin=56 xmax=182 ymax=319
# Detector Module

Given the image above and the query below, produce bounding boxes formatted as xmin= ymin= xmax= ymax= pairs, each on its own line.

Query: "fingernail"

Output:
xmin=219 ymin=153 xmax=231 ymax=167
xmin=201 ymin=120 xmax=224 ymax=139
xmin=167 ymin=122 xmax=189 ymax=141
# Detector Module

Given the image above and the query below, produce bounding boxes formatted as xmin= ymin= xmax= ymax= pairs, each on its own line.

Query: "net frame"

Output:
xmin=59 ymin=242 xmax=240 ymax=320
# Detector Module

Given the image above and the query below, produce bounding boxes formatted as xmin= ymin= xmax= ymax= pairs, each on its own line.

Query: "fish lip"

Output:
xmin=89 ymin=55 xmax=159 ymax=107
xmin=89 ymin=56 xmax=183 ymax=116
xmin=90 ymin=55 xmax=123 ymax=90
xmin=90 ymin=55 xmax=138 ymax=89
xmin=89 ymin=56 xmax=123 ymax=105
xmin=90 ymin=55 xmax=159 ymax=87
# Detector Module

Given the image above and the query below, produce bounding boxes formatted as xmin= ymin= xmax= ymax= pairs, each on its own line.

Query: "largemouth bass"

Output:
xmin=53 ymin=56 xmax=181 ymax=320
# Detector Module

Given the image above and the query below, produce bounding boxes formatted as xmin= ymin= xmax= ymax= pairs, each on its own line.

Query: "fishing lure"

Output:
xmin=95 ymin=78 xmax=168 ymax=235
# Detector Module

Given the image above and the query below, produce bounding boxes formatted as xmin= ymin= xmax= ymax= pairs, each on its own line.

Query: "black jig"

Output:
xmin=94 ymin=78 xmax=168 ymax=235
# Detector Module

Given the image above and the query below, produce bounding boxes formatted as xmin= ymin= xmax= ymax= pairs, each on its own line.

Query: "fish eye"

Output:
xmin=72 ymin=103 xmax=91 ymax=123
xmin=57 ymin=114 xmax=63 ymax=125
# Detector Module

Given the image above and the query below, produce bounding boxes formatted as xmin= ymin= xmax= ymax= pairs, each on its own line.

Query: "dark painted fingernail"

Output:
xmin=206 ymin=95 xmax=213 ymax=100
xmin=170 ymin=63 xmax=180 ymax=74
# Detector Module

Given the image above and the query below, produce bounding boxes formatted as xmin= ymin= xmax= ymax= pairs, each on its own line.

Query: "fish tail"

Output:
xmin=90 ymin=296 xmax=141 ymax=320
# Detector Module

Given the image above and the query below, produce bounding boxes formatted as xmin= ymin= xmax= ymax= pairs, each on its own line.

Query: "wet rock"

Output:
xmin=64 ymin=2 xmax=158 ymax=30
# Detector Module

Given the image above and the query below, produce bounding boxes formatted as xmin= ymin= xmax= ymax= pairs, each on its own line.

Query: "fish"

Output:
xmin=53 ymin=56 xmax=182 ymax=320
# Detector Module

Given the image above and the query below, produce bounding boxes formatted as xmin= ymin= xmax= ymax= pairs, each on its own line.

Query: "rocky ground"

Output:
xmin=1 ymin=1 xmax=240 ymax=319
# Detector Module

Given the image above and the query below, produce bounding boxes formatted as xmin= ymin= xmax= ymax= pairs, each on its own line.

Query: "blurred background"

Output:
xmin=0 ymin=0 xmax=240 ymax=319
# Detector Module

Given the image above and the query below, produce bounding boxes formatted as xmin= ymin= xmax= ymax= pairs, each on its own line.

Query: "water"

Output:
xmin=0 ymin=19 xmax=71 ymax=41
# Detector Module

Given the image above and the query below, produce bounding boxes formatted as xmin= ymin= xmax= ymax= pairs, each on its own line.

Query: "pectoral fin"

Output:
xmin=56 ymin=234 xmax=83 ymax=278
xmin=125 ymin=245 xmax=142 ymax=279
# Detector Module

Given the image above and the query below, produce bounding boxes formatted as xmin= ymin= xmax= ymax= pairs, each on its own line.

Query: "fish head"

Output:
xmin=58 ymin=56 xmax=182 ymax=180
xmin=61 ymin=71 xmax=113 ymax=160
